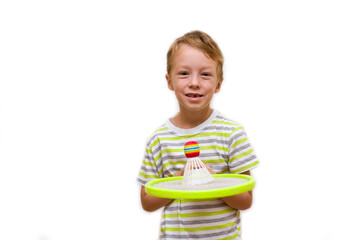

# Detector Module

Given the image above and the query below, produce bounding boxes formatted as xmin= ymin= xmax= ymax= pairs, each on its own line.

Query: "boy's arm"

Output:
xmin=140 ymin=169 xmax=184 ymax=212
xmin=221 ymin=170 xmax=253 ymax=210
xmin=140 ymin=186 xmax=173 ymax=212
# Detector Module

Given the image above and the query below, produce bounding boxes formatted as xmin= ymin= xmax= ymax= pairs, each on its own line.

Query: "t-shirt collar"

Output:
xmin=166 ymin=110 xmax=218 ymax=135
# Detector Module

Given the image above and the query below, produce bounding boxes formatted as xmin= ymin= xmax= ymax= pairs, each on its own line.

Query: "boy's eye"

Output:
xmin=179 ymin=71 xmax=188 ymax=76
xmin=202 ymin=73 xmax=212 ymax=77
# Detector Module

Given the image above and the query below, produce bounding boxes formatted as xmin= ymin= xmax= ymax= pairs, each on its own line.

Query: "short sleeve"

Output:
xmin=137 ymin=143 xmax=161 ymax=186
xmin=228 ymin=126 xmax=259 ymax=174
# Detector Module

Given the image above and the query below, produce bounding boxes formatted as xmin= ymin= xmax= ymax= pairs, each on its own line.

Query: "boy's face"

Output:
xmin=166 ymin=44 xmax=223 ymax=114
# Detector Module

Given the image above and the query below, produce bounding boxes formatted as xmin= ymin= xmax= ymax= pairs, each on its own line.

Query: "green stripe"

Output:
xmin=150 ymin=138 xmax=160 ymax=149
xmin=219 ymin=168 xmax=231 ymax=174
xmin=201 ymin=145 xmax=228 ymax=152
xmin=202 ymin=159 xmax=228 ymax=164
xmin=231 ymin=126 xmax=244 ymax=134
xmin=161 ymin=220 xmax=237 ymax=233
xmin=231 ymin=160 xmax=260 ymax=174
xmin=153 ymin=153 xmax=162 ymax=162
xmin=163 ymin=160 xmax=187 ymax=169
xmin=161 ymin=145 xmax=228 ymax=155
xmin=211 ymin=120 xmax=238 ymax=126
xmin=172 ymin=198 xmax=219 ymax=204
xmin=159 ymin=131 xmax=230 ymax=141
xmin=138 ymin=172 xmax=159 ymax=179
xmin=163 ymin=208 xmax=234 ymax=218
xmin=229 ymin=149 xmax=253 ymax=163
xmin=231 ymin=138 xmax=247 ymax=149
xmin=161 ymin=148 xmax=183 ymax=154
xmin=154 ymin=127 xmax=168 ymax=133
xmin=161 ymin=159 xmax=226 ymax=167
xmin=143 ymin=160 xmax=157 ymax=168
xmin=218 ymin=232 xmax=240 ymax=240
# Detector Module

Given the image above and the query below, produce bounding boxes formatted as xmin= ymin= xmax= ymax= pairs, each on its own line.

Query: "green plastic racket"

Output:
xmin=145 ymin=174 xmax=255 ymax=199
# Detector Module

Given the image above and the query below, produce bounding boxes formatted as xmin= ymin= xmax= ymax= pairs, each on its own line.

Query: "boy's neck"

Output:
xmin=172 ymin=108 xmax=214 ymax=129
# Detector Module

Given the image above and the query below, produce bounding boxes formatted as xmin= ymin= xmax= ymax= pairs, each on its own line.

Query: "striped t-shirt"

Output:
xmin=137 ymin=111 xmax=259 ymax=240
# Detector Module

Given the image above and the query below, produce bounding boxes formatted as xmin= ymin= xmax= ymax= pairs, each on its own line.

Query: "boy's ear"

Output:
xmin=214 ymin=77 xmax=223 ymax=93
xmin=166 ymin=74 xmax=174 ymax=91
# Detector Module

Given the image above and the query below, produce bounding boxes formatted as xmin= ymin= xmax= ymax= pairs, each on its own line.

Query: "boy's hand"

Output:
xmin=204 ymin=164 xmax=216 ymax=174
xmin=173 ymin=167 xmax=185 ymax=177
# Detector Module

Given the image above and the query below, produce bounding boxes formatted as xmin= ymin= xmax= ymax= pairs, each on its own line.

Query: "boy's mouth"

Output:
xmin=185 ymin=93 xmax=204 ymax=98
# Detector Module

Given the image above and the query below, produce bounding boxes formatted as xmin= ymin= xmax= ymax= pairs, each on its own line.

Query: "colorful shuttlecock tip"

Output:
xmin=184 ymin=141 xmax=200 ymax=158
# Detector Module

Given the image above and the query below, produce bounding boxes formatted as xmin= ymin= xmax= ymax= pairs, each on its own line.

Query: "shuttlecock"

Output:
xmin=183 ymin=141 xmax=214 ymax=186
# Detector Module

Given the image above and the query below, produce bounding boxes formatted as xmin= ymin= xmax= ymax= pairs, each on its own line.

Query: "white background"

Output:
xmin=1 ymin=0 xmax=359 ymax=239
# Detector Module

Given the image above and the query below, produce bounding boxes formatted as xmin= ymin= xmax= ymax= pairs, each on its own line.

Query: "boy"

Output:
xmin=137 ymin=30 xmax=259 ymax=240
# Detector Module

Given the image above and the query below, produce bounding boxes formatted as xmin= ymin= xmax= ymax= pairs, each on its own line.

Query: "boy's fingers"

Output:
xmin=204 ymin=164 xmax=216 ymax=174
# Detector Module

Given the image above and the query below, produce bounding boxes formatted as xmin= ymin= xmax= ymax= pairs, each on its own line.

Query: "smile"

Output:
xmin=185 ymin=93 xmax=204 ymax=98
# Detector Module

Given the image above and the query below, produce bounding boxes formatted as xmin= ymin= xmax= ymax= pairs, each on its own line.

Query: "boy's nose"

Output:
xmin=189 ymin=76 xmax=200 ymax=88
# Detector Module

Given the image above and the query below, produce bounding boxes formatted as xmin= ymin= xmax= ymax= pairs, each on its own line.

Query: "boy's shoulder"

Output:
xmin=145 ymin=123 xmax=170 ymax=146
xmin=211 ymin=112 xmax=244 ymax=131
xmin=212 ymin=112 xmax=241 ymax=126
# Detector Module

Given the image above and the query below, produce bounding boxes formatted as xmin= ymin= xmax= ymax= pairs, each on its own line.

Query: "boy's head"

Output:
xmin=166 ymin=30 xmax=224 ymax=83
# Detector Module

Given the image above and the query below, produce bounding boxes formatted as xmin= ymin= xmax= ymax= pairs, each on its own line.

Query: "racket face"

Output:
xmin=145 ymin=174 xmax=255 ymax=199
